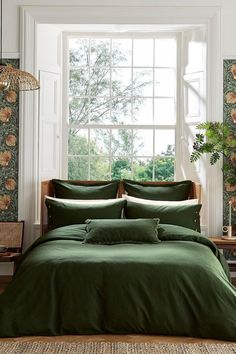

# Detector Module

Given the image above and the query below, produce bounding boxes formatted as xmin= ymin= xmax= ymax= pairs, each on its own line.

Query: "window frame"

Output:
xmin=62 ymin=31 xmax=180 ymax=181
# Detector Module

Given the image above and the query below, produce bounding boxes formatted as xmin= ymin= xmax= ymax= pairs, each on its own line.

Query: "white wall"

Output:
xmin=2 ymin=0 xmax=236 ymax=58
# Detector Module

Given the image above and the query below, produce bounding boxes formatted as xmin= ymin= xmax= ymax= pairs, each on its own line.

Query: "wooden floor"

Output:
xmin=0 ymin=277 xmax=234 ymax=345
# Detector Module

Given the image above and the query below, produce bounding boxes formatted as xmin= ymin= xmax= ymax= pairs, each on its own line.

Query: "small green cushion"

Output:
xmin=52 ymin=179 xmax=119 ymax=199
xmin=84 ymin=218 xmax=160 ymax=244
xmin=124 ymin=201 xmax=201 ymax=232
xmin=123 ymin=179 xmax=193 ymax=201
xmin=157 ymin=224 xmax=202 ymax=240
xmin=46 ymin=198 xmax=125 ymax=230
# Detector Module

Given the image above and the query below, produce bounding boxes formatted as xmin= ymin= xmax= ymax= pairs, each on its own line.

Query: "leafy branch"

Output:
xmin=190 ymin=121 xmax=236 ymax=184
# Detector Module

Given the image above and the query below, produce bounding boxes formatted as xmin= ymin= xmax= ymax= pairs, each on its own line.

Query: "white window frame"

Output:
xmin=63 ymin=32 xmax=179 ymax=180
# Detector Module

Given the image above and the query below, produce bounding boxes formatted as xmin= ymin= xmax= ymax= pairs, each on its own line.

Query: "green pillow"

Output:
xmin=45 ymin=198 xmax=125 ymax=230
xmin=157 ymin=224 xmax=202 ymax=240
xmin=52 ymin=179 xmax=119 ymax=199
xmin=124 ymin=201 xmax=201 ymax=232
xmin=123 ymin=179 xmax=192 ymax=201
xmin=84 ymin=218 xmax=160 ymax=244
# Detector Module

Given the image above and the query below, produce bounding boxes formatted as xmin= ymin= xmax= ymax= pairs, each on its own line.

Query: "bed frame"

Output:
xmin=41 ymin=180 xmax=201 ymax=235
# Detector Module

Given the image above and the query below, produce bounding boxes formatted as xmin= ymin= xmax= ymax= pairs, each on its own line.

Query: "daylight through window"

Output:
xmin=66 ymin=34 xmax=177 ymax=181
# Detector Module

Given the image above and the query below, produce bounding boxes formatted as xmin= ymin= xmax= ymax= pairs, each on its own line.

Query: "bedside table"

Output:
xmin=209 ymin=237 xmax=236 ymax=273
xmin=0 ymin=221 xmax=24 ymax=261
xmin=0 ymin=252 xmax=21 ymax=271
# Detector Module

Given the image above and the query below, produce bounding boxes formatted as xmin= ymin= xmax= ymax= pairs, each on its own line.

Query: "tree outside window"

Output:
xmin=67 ymin=36 xmax=176 ymax=181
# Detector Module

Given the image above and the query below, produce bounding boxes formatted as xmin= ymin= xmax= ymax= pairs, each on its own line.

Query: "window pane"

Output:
xmin=133 ymin=39 xmax=153 ymax=67
xmin=154 ymin=98 xmax=175 ymax=125
xmin=111 ymin=98 xmax=132 ymax=124
xmin=155 ymin=38 xmax=176 ymax=67
xmin=111 ymin=158 xmax=132 ymax=180
xmin=90 ymin=68 xmax=110 ymax=97
xmin=90 ymin=39 xmax=110 ymax=66
xmin=68 ymin=129 xmax=88 ymax=155
xmin=112 ymin=39 xmax=132 ymax=66
xmin=68 ymin=156 xmax=88 ymax=180
xmin=133 ymin=69 xmax=153 ymax=97
xmin=69 ymin=38 xmax=89 ymax=67
xmin=111 ymin=129 xmax=132 ymax=156
xmin=188 ymin=41 xmax=204 ymax=73
xmin=90 ymin=157 xmax=110 ymax=180
xmin=133 ymin=130 xmax=153 ymax=156
xmin=155 ymin=130 xmax=175 ymax=157
xmin=112 ymin=68 xmax=132 ymax=96
xmin=186 ymin=79 xmax=200 ymax=117
xmin=90 ymin=129 xmax=110 ymax=155
xmin=133 ymin=98 xmax=153 ymax=125
xmin=133 ymin=158 xmax=153 ymax=181
xmin=155 ymin=68 xmax=175 ymax=97
xmin=89 ymin=97 xmax=110 ymax=124
xmin=69 ymin=98 xmax=89 ymax=124
xmin=69 ymin=68 xmax=89 ymax=96
xmin=153 ymin=156 xmax=174 ymax=181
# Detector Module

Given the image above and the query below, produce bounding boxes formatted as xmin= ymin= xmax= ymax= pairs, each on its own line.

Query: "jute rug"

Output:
xmin=0 ymin=342 xmax=236 ymax=354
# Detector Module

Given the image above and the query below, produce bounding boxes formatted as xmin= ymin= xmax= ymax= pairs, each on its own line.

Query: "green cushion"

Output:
xmin=157 ymin=224 xmax=202 ymax=240
xmin=45 ymin=198 xmax=125 ymax=230
xmin=84 ymin=218 xmax=160 ymax=244
xmin=124 ymin=201 xmax=201 ymax=232
xmin=52 ymin=179 xmax=119 ymax=199
xmin=123 ymin=179 xmax=193 ymax=201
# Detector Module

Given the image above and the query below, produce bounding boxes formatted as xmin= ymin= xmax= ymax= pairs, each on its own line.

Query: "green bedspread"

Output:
xmin=0 ymin=224 xmax=235 ymax=340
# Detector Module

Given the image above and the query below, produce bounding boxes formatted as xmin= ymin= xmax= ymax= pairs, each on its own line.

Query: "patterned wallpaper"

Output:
xmin=0 ymin=59 xmax=19 ymax=221
xmin=223 ymin=60 xmax=236 ymax=226
xmin=223 ymin=59 xmax=236 ymax=260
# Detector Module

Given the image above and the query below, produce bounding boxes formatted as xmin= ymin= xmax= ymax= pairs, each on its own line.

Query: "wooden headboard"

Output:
xmin=41 ymin=180 xmax=201 ymax=235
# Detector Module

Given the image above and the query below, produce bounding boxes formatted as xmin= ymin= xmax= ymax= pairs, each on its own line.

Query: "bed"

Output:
xmin=0 ymin=179 xmax=235 ymax=340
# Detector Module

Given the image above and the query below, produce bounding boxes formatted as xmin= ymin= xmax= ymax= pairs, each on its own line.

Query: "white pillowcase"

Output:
xmin=122 ymin=194 xmax=198 ymax=206
xmin=45 ymin=196 xmax=123 ymax=205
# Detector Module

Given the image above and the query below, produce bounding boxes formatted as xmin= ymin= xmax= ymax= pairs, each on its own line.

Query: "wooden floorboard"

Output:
xmin=0 ymin=277 xmax=234 ymax=344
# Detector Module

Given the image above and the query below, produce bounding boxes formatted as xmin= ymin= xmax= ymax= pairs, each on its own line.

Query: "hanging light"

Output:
xmin=0 ymin=0 xmax=39 ymax=91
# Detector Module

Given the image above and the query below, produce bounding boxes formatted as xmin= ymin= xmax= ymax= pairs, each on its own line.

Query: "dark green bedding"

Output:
xmin=0 ymin=224 xmax=236 ymax=340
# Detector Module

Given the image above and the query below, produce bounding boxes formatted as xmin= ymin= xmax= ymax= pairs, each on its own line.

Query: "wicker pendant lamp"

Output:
xmin=0 ymin=0 xmax=39 ymax=91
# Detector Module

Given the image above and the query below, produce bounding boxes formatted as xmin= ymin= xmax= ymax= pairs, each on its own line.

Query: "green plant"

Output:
xmin=190 ymin=122 xmax=236 ymax=184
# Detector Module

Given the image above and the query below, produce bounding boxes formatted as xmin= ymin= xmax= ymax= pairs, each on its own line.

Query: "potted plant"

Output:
xmin=190 ymin=122 xmax=236 ymax=190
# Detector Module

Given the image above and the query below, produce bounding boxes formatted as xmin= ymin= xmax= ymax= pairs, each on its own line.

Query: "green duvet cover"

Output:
xmin=0 ymin=224 xmax=235 ymax=340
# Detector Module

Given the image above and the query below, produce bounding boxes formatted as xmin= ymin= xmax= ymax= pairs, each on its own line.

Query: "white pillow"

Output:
xmin=122 ymin=194 xmax=198 ymax=206
xmin=45 ymin=196 xmax=123 ymax=205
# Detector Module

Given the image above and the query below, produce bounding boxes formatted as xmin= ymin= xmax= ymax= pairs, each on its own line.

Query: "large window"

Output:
xmin=66 ymin=34 xmax=178 ymax=181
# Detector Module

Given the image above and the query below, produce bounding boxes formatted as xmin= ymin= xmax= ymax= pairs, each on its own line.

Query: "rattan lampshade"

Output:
xmin=0 ymin=64 xmax=40 ymax=91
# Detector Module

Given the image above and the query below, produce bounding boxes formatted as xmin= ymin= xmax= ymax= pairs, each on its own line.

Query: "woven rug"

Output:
xmin=0 ymin=342 xmax=236 ymax=354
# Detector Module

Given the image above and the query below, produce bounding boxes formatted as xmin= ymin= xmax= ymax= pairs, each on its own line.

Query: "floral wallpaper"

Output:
xmin=223 ymin=60 xmax=236 ymax=225
xmin=223 ymin=59 xmax=236 ymax=260
xmin=0 ymin=59 xmax=19 ymax=221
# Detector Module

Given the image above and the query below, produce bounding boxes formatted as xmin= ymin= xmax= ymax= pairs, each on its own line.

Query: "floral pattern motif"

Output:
xmin=0 ymin=107 xmax=12 ymax=123
xmin=0 ymin=59 xmax=19 ymax=221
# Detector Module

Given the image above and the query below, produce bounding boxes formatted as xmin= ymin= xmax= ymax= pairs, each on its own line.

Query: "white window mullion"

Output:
xmin=88 ymin=128 xmax=91 ymax=179
xmin=109 ymin=128 xmax=112 ymax=180
xmin=152 ymin=38 xmax=156 ymax=181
